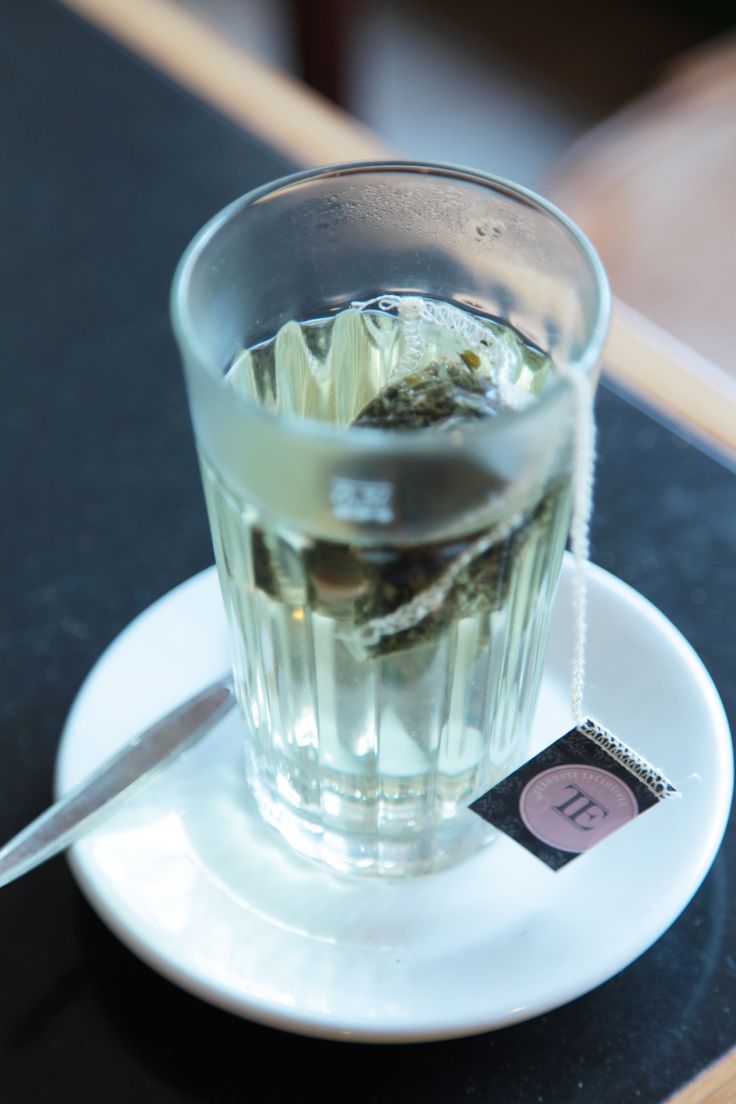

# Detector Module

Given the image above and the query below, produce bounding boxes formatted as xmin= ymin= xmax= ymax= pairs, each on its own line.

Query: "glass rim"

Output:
xmin=170 ymin=159 xmax=610 ymax=451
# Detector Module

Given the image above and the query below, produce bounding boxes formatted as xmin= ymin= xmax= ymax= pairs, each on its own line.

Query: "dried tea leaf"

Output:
xmin=352 ymin=361 xmax=500 ymax=430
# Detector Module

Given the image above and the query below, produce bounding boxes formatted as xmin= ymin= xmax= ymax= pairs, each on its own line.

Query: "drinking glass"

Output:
xmin=171 ymin=162 xmax=609 ymax=876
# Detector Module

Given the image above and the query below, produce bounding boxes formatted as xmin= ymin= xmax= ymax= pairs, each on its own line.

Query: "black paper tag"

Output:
xmin=470 ymin=726 xmax=670 ymax=870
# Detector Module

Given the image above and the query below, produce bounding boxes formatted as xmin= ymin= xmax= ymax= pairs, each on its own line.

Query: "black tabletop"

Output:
xmin=2 ymin=3 xmax=735 ymax=1102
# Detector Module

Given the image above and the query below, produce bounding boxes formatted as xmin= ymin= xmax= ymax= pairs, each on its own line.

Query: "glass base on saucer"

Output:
xmin=244 ymin=755 xmax=495 ymax=878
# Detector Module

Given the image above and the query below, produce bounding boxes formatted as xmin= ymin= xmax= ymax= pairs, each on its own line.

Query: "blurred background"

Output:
xmin=183 ymin=0 xmax=736 ymax=375
xmin=184 ymin=0 xmax=725 ymax=180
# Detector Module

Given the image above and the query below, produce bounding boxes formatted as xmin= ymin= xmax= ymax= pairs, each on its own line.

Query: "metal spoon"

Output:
xmin=0 ymin=676 xmax=235 ymax=889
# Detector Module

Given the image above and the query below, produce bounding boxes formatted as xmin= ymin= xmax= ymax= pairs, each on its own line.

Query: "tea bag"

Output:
xmin=306 ymin=484 xmax=564 ymax=660
xmin=249 ymin=297 xmax=557 ymax=658
xmin=351 ymin=360 xmax=501 ymax=430
xmin=330 ymin=301 xmax=560 ymax=656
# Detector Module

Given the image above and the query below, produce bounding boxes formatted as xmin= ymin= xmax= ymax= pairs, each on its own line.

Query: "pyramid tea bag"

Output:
xmin=242 ymin=298 xmax=562 ymax=660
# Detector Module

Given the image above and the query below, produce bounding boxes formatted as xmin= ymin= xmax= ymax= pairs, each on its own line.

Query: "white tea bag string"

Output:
xmin=554 ymin=360 xmax=677 ymax=797
xmin=350 ymin=296 xmax=678 ymax=800
xmin=352 ymin=295 xmax=529 ymax=410
xmin=556 ymin=360 xmax=595 ymax=727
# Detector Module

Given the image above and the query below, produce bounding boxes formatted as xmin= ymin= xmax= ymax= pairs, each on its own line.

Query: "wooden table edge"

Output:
xmin=663 ymin=1047 xmax=736 ymax=1104
xmin=54 ymin=3 xmax=736 ymax=1098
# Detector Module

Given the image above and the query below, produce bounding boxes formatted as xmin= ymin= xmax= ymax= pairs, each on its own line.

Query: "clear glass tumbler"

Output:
xmin=171 ymin=162 xmax=609 ymax=876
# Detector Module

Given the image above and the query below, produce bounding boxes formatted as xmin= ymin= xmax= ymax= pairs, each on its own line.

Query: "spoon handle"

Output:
xmin=0 ymin=676 xmax=235 ymax=889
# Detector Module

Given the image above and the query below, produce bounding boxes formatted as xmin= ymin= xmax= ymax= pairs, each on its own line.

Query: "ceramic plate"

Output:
xmin=55 ymin=559 xmax=732 ymax=1042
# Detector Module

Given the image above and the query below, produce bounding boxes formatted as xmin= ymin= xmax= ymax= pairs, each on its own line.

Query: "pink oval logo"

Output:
xmin=519 ymin=764 xmax=639 ymax=853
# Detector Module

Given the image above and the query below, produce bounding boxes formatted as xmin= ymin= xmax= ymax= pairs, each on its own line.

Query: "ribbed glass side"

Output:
xmin=200 ymin=451 xmax=570 ymax=873
xmin=195 ymin=302 xmax=572 ymax=874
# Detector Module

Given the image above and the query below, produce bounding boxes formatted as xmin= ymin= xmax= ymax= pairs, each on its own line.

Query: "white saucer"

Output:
xmin=55 ymin=559 xmax=732 ymax=1042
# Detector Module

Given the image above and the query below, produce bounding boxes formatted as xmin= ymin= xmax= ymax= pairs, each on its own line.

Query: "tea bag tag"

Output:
xmin=470 ymin=722 xmax=677 ymax=870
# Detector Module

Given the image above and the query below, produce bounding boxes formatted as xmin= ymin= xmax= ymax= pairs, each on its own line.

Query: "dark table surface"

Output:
xmin=2 ymin=2 xmax=735 ymax=1102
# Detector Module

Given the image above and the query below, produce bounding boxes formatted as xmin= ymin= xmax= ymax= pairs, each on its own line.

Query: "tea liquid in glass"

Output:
xmin=197 ymin=301 xmax=570 ymax=871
